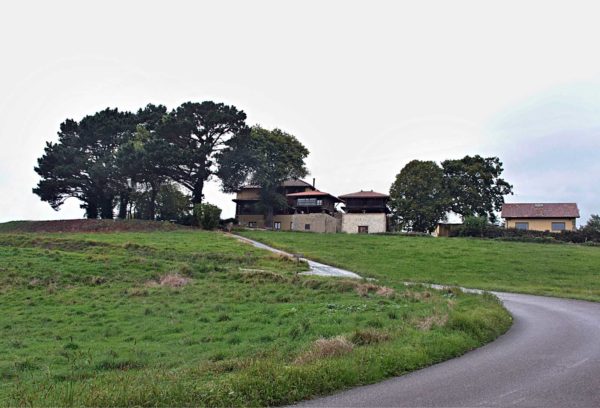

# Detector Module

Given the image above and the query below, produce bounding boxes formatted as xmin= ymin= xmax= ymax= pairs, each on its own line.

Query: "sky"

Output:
xmin=1 ymin=0 xmax=599 ymax=224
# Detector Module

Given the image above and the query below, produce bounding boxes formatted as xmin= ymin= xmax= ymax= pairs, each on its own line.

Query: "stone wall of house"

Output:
xmin=274 ymin=215 xmax=294 ymax=231
xmin=291 ymin=213 xmax=338 ymax=233
xmin=238 ymin=215 xmax=267 ymax=228
xmin=341 ymin=213 xmax=387 ymax=234
xmin=238 ymin=213 xmax=338 ymax=233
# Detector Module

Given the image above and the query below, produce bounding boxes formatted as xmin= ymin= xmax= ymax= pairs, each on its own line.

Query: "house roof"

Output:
xmin=281 ymin=178 xmax=314 ymax=188
xmin=501 ymin=203 xmax=580 ymax=219
xmin=338 ymin=190 xmax=389 ymax=199
xmin=287 ymin=190 xmax=342 ymax=202
xmin=239 ymin=178 xmax=314 ymax=190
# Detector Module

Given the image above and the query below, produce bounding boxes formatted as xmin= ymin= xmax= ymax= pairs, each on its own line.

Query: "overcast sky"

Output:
xmin=1 ymin=1 xmax=599 ymax=224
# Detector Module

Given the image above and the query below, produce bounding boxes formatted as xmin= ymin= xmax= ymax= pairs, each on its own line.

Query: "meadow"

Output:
xmin=0 ymin=227 xmax=510 ymax=406
xmin=240 ymin=231 xmax=600 ymax=302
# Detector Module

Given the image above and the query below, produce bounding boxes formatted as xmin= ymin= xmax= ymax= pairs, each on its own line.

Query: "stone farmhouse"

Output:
xmin=233 ymin=179 xmax=390 ymax=233
xmin=338 ymin=191 xmax=389 ymax=234
xmin=501 ymin=203 xmax=580 ymax=232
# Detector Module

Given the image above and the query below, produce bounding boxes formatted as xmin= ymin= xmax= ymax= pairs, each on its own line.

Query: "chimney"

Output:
xmin=312 ymin=178 xmax=316 ymax=188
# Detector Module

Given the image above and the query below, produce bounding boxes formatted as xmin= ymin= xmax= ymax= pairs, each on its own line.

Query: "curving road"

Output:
xmin=232 ymin=235 xmax=600 ymax=407
xmin=297 ymin=292 xmax=600 ymax=407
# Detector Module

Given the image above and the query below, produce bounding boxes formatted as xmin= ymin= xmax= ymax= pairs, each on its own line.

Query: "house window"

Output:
xmin=358 ymin=226 xmax=369 ymax=234
xmin=274 ymin=221 xmax=281 ymax=230
xmin=551 ymin=222 xmax=566 ymax=231
xmin=515 ymin=222 xmax=529 ymax=230
xmin=248 ymin=221 xmax=257 ymax=228
xmin=297 ymin=198 xmax=323 ymax=206
xmin=304 ymin=224 xmax=311 ymax=230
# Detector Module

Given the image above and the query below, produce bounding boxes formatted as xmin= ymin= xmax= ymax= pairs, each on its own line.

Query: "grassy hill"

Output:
xmin=0 ymin=227 xmax=509 ymax=406
xmin=240 ymin=231 xmax=600 ymax=302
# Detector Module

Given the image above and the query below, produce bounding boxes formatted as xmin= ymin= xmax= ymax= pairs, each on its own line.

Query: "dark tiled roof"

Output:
xmin=339 ymin=190 xmax=389 ymax=199
xmin=286 ymin=190 xmax=341 ymax=202
xmin=501 ymin=203 xmax=580 ymax=218
xmin=281 ymin=178 xmax=313 ymax=188
xmin=240 ymin=178 xmax=313 ymax=190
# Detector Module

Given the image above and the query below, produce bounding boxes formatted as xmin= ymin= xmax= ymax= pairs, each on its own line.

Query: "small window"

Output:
xmin=358 ymin=226 xmax=369 ymax=234
xmin=248 ymin=221 xmax=257 ymax=228
xmin=304 ymin=224 xmax=311 ymax=230
xmin=274 ymin=221 xmax=281 ymax=230
xmin=515 ymin=222 xmax=529 ymax=230
xmin=551 ymin=222 xmax=566 ymax=231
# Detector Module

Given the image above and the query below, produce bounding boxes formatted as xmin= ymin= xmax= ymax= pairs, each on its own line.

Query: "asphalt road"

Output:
xmin=233 ymin=234 xmax=600 ymax=407
xmin=296 ymin=292 xmax=600 ymax=407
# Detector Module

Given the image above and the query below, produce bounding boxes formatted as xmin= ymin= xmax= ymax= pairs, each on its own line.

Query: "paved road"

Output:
xmin=232 ymin=234 xmax=600 ymax=407
xmin=297 ymin=292 xmax=600 ymax=407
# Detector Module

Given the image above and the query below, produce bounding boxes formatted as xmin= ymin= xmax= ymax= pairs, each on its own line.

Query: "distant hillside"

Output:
xmin=0 ymin=219 xmax=186 ymax=233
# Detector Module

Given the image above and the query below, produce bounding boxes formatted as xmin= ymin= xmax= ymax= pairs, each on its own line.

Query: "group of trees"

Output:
xmin=389 ymin=156 xmax=513 ymax=233
xmin=33 ymin=101 xmax=309 ymax=225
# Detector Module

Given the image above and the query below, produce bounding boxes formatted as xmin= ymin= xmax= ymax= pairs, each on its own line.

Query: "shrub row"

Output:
xmin=450 ymin=222 xmax=600 ymax=244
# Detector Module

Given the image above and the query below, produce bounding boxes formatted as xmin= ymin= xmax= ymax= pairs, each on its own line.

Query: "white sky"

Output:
xmin=1 ymin=0 xmax=599 ymax=224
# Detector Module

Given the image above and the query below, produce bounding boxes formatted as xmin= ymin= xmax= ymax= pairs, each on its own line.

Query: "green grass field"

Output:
xmin=239 ymin=231 xmax=600 ymax=302
xmin=0 ymin=229 xmax=510 ymax=406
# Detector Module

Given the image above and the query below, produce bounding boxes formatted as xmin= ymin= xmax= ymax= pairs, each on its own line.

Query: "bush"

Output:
xmin=461 ymin=216 xmax=488 ymax=237
xmin=449 ymin=220 xmax=600 ymax=244
xmin=194 ymin=203 xmax=222 ymax=230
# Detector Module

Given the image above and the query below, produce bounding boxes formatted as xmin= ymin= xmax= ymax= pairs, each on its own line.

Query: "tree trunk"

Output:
xmin=149 ymin=182 xmax=159 ymax=220
xmin=192 ymin=179 xmax=204 ymax=205
xmin=100 ymin=195 xmax=114 ymax=219
xmin=265 ymin=205 xmax=274 ymax=229
xmin=85 ymin=201 xmax=98 ymax=219
xmin=117 ymin=193 xmax=128 ymax=219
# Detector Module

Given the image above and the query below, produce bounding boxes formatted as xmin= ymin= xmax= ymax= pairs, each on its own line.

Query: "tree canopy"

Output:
xmin=159 ymin=101 xmax=249 ymax=204
xmin=389 ymin=160 xmax=448 ymax=233
xmin=33 ymin=101 xmax=248 ymax=221
xmin=389 ymin=155 xmax=513 ymax=231
xmin=583 ymin=214 xmax=600 ymax=233
xmin=33 ymin=108 xmax=135 ymax=219
xmin=218 ymin=126 xmax=309 ymax=227
xmin=116 ymin=104 xmax=169 ymax=219
xmin=442 ymin=155 xmax=513 ymax=223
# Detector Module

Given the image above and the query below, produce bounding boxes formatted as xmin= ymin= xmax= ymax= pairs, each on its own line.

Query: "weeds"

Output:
xmin=295 ymin=336 xmax=354 ymax=364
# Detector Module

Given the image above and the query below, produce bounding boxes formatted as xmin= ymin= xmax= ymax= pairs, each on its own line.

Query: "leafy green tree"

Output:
xmin=129 ymin=182 xmax=190 ymax=221
xmin=389 ymin=160 xmax=448 ymax=233
xmin=194 ymin=203 xmax=222 ymax=230
xmin=219 ymin=126 xmax=309 ymax=228
xmin=116 ymin=104 xmax=169 ymax=219
xmin=33 ymin=108 xmax=135 ymax=218
xmin=583 ymin=214 xmax=600 ymax=233
xmin=156 ymin=183 xmax=191 ymax=221
xmin=159 ymin=101 xmax=249 ymax=204
xmin=461 ymin=215 xmax=488 ymax=237
xmin=442 ymin=155 xmax=512 ymax=223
